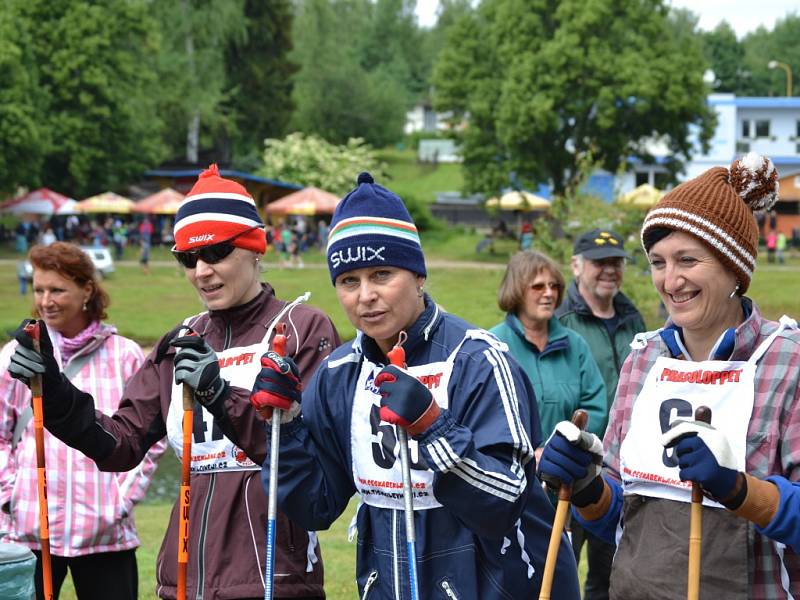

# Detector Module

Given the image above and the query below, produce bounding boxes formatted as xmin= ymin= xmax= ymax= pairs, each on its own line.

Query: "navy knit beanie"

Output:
xmin=326 ymin=172 xmax=426 ymax=284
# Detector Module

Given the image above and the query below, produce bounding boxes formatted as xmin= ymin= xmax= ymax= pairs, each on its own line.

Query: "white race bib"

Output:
xmin=619 ymin=316 xmax=795 ymax=506
xmin=349 ymin=329 xmax=499 ymax=510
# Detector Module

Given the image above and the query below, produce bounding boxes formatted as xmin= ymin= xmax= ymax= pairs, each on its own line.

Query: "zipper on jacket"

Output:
xmin=440 ymin=580 xmax=459 ymax=599
xmin=223 ymin=323 xmax=232 ymax=351
xmin=361 ymin=570 xmax=378 ymax=600
xmin=602 ymin=326 xmax=621 ymax=373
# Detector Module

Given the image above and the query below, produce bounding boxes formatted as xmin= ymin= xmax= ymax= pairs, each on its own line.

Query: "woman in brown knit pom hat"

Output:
xmin=537 ymin=153 xmax=800 ymax=599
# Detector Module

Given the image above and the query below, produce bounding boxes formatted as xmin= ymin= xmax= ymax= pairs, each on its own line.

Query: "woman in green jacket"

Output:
xmin=490 ymin=251 xmax=607 ymax=451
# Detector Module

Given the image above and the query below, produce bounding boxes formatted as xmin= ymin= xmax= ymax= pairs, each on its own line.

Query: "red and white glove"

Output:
xmin=249 ymin=351 xmax=302 ymax=423
xmin=375 ymin=364 xmax=441 ymax=436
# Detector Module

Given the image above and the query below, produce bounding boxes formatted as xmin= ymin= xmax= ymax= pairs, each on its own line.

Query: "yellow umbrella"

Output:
xmin=618 ymin=184 xmax=664 ymax=207
xmin=76 ymin=192 xmax=135 ymax=214
xmin=486 ymin=190 xmax=551 ymax=211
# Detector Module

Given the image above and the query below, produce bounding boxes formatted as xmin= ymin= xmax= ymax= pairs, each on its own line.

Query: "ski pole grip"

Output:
xmin=387 ymin=345 xmax=405 ymax=368
xmin=694 ymin=406 xmax=711 ymax=425
xmin=571 ymin=409 xmax=588 ymax=432
xmin=273 ymin=323 xmax=287 ymax=358
xmin=24 ymin=320 xmax=41 ymax=351
xmin=559 ymin=409 xmax=589 ymax=502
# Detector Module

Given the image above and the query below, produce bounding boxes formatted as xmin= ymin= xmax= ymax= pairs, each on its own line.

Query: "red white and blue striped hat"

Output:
xmin=173 ymin=164 xmax=265 ymax=253
xmin=326 ymin=172 xmax=426 ymax=283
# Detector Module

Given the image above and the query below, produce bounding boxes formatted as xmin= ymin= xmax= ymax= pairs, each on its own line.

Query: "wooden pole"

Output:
xmin=688 ymin=406 xmax=712 ymax=600
xmin=538 ymin=409 xmax=589 ymax=600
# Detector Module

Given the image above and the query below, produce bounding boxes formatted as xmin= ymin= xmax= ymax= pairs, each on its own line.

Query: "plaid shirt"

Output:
xmin=604 ymin=300 xmax=800 ymax=599
xmin=0 ymin=325 xmax=167 ymax=556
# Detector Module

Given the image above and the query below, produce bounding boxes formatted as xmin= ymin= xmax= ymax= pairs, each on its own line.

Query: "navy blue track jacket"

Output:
xmin=263 ymin=298 xmax=580 ymax=599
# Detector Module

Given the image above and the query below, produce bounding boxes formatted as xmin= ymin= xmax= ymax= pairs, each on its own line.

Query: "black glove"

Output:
xmin=10 ymin=319 xmax=62 ymax=393
xmin=170 ymin=335 xmax=228 ymax=407
xmin=10 ymin=319 xmax=92 ymax=427
xmin=250 ymin=351 xmax=302 ymax=423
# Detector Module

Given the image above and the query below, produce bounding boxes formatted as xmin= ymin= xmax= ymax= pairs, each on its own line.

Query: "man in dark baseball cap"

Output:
xmin=572 ymin=228 xmax=629 ymax=260
xmin=554 ymin=227 xmax=645 ymax=600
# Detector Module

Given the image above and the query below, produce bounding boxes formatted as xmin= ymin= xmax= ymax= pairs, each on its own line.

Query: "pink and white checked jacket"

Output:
xmin=0 ymin=324 xmax=167 ymax=556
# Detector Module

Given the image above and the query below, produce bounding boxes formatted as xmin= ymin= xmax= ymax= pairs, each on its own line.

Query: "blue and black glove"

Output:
xmin=171 ymin=335 xmax=228 ymax=408
xmin=538 ymin=421 xmax=604 ymax=506
xmin=661 ymin=419 xmax=741 ymax=501
xmin=250 ymin=351 xmax=302 ymax=423
xmin=375 ymin=364 xmax=440 ymax=437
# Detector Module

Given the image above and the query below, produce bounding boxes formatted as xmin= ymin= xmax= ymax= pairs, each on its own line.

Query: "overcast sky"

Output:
xmin=415 ymin=0 xmax=798 ymax=39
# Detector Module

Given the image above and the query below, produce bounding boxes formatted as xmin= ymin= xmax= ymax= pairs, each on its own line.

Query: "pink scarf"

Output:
xmin=59 ymin=320 xmax=103 ymax=363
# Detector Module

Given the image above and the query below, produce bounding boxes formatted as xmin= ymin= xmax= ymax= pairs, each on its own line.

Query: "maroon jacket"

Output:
xmin=48 ymin=285 xmax=340 ymax=599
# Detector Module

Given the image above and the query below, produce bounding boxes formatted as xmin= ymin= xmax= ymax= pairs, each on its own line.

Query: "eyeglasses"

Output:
xmin=171 ymin=228 xmax=258 ymax=269
xmin=529 ymin=281 xmax=561 ymax=292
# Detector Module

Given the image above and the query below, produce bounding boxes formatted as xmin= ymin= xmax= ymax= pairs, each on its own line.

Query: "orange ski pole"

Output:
xmin=24 ymin=321 xmax=53 ymax=600
xmin=688 ymin=406 xmax=712 ymax=600
xmin=177 ymin=383 xmax=192 ymax=600
xmin=538 ymin=409 xmax=589 ymax=600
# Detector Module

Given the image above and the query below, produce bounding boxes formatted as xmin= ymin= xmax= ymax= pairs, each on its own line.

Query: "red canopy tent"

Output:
xmin=132 ymin=188 xmax=185 ymax=215
xmin=0 ymin=188 xmax=78 ymax=215
xmin=265 ymin=187 xmax=340 ymax=216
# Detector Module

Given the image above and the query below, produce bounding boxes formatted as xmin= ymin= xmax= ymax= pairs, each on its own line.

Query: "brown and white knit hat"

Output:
xmin=641 ymin=152 xmax=779 ymax=293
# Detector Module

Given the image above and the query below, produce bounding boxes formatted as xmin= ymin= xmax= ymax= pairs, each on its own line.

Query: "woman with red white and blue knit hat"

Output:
xmin=252 ymin=172 xmax=581 ymax=599
xmin=8 ymin=164 xmax=340 ymax=599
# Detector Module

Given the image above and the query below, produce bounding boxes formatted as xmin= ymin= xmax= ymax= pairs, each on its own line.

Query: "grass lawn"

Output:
xmin=2 ymin=241 xmax=799 ymax=598
xmin=378 ymin=147 xmax=464 ymax=202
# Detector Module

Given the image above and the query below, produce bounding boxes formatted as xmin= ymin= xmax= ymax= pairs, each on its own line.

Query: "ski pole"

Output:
xmin=264 ymin=322 xmax=288 ymax=600
xmin=386 ymin=331 xmax=419 ymax=600
xmin=538 ymin=409 xmax=589 ymax=600
xmin=688 ymin=405 xmax=711 ymax=600
xmin=177 ymin=381 xmax=193 ymax=600
xmin=24 ymin=321 xmax=54 ymax=600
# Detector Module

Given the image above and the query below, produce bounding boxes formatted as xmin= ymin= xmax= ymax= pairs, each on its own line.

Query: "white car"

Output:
xmin=23 ymin=246 xmax=115 ymax=280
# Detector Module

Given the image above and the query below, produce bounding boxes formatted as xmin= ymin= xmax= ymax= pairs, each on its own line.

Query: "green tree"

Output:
xmin=258 ymin=132 xmax=386 ymax=195
xmin=223 ymin=0 xmax=297 ymax=167
xmin=290 ymin=0 xmax=412 ymax=147
xmin=151 ymin=0 xmax=246 ymax=163
xmin=433 ymin=0 xmax=716 ymax=197
xmin=701 ymin=22 xmax=744 ymax=93
xmin=0 ymin=1 xmax=48 ymax=194
xmin=741 ymin=15 xmax=800 ymax=97
xmin=21 ymin=0 xmax=165 ymax=196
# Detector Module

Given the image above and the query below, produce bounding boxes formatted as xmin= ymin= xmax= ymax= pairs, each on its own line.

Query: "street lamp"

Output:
xmin=768 ymin=60 xmax=793 ymax=97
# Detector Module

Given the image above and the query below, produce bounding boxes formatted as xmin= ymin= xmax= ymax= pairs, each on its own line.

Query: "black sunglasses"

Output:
xmin=172 ymin=228 xmax=259 ymax=269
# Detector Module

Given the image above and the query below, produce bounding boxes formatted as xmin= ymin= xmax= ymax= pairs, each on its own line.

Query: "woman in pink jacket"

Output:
xmin=0 ymin=242 xmax=166 ymax=600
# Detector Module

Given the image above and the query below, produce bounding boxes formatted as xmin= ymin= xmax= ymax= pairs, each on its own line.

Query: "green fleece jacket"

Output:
xmin=490 ymin=314 xmax=607 ymax=441
xmin=555 ymin=281 xmax=646 ymax=412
